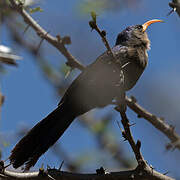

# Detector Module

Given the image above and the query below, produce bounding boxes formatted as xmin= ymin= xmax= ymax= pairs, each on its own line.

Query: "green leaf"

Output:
xmin=29 ymin=7 xmax=43 ymax=14
xmin=91 ymin=11 xmax=97 ymax=22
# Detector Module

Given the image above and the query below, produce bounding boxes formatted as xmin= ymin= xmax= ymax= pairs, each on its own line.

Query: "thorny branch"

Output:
xmin=9 ymin=0 xmax=85 ymax=71
xmin=126 ymin=96 xmax=180 ymax=150
xmin=0 ymin=164 xmax=175 ymax=180
xmin=113 ymin=111 xmax=173 ymax=179
xmin=115 ymin=107 xmax=144 ymax=165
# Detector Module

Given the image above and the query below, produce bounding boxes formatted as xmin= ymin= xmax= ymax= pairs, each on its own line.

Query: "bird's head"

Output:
xmin=116 ymin=19 xmax=163 ymax=50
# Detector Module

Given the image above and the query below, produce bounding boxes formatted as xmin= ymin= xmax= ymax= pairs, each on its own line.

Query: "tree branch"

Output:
xmin=89 ymin=12 xmax=115 ymax=59
xmin=9 ymin=0 xmax=85 ymax=71
xmin=114 ymin=106 xmax=174 ymax=180
xmin=116 ymin=107 xmax=144 ymax=164
xmin=126 ymin=96 xmax=180 ymax=150
xmin=0 ymin=166 xmax=174 ymax=180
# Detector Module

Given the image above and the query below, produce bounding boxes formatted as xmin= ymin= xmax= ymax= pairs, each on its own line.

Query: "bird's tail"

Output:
xmin=9 ymin=103 xmax=76 ymax=171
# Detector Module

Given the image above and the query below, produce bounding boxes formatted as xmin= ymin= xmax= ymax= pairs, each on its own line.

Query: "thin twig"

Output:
xmin=89 ymin=12 xmax=117 ymax=62
xmin=114 ymin=106 xmax=175 ymax=180
xmin=115 ymin=106 xmax=144 ymax=166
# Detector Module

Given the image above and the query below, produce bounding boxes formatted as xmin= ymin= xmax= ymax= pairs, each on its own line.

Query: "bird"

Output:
xmin=9 ymin=19 xmax=162 ymax=171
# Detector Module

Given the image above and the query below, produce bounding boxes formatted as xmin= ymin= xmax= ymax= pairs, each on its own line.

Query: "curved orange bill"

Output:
xmin=142 ymin=19 xmax=163 ymax=32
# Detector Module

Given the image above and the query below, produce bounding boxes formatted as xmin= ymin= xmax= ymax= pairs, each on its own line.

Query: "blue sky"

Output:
xmin=1 ymin=0 xmax=180 ymax=178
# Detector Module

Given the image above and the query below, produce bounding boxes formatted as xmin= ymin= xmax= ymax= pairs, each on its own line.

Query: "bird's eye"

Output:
xmin=136 ymin=25 xmax=143 ymax=31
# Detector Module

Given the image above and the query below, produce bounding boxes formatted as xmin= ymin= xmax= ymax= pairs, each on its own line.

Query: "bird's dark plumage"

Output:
xmin=169 ymin=1 xmax=180 ymax=17
xmin=9 ymin=20 xmax=161 ymax=170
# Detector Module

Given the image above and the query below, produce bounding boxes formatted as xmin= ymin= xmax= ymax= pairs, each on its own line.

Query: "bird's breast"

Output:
xmin=122 ymin=49 xmax=148 ymax=91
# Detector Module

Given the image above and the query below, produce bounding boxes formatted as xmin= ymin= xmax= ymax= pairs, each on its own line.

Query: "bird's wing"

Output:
xmin=58 ymin=45 xmax=138 ymax=113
